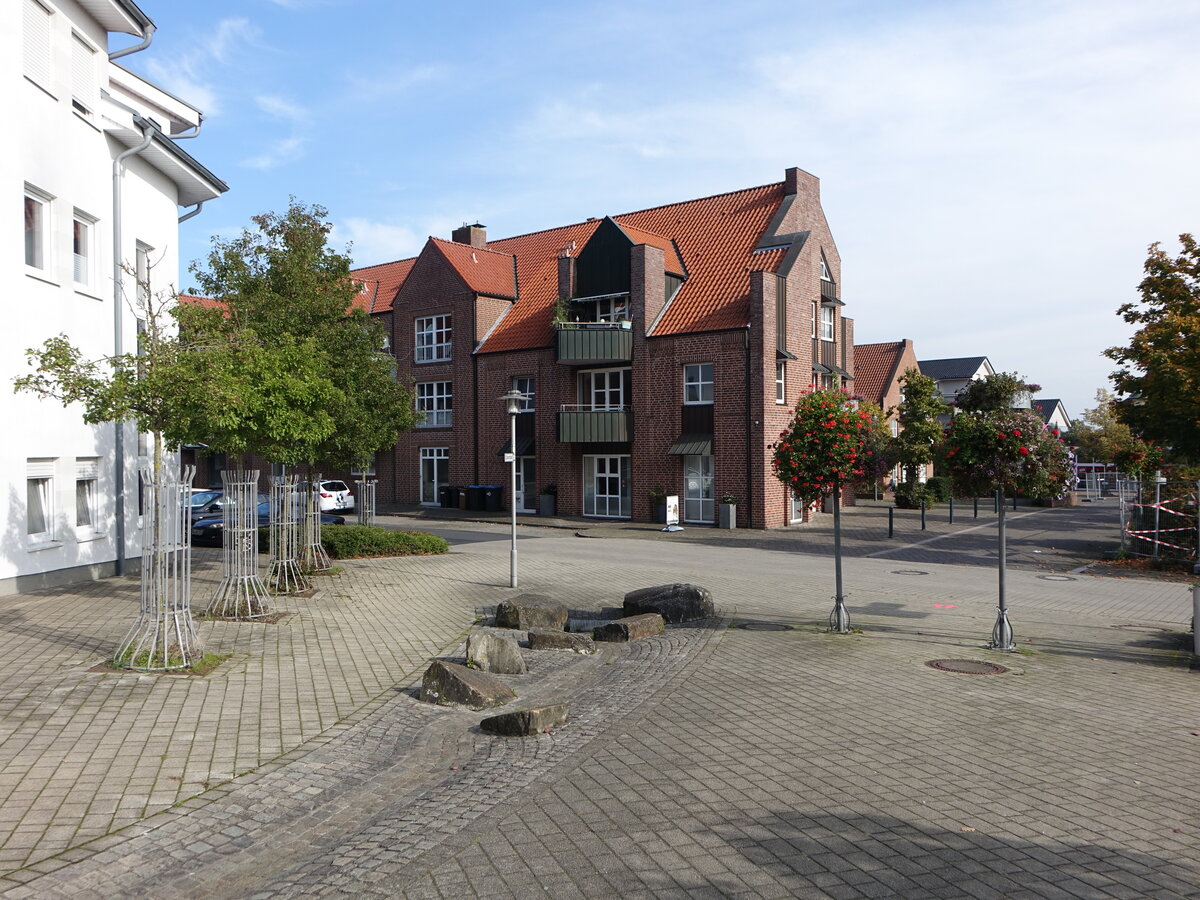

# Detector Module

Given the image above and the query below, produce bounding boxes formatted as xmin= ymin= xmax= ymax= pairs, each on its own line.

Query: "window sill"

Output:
xmin=414 ymin=358 xmax=452 ymax=365
xmin=775 ymin=400 xmax=787 ymax=405
xmin=74 ymin=286 xmax=104 ymax=302
xmin=75 ymin=530 xmax=105 ymax=543
xmin=27 ymin=539 xmax=63 ymax=553
xmin=682 ymin=401 xmax=714 ymax=407
xmin=25 ymin=269 xmax=60 ymax=288
xmin=820 ymin=337 xmax=835 ymax=343
xmin=72 ymin=109 xmax=101 ymax=132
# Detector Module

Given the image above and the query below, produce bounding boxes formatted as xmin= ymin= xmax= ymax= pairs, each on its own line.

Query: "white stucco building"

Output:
xmin=5 ymin=0 xmax=225 ymax=594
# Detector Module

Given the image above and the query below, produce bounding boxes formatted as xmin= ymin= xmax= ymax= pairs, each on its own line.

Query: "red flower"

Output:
xmin=1012 ymin=429 xmax=1021 ymax=437
xmin=997 ymin=433 xmax=1007 ymax=440
xmin=1018 ymin=446 xmax=1029 ymax=456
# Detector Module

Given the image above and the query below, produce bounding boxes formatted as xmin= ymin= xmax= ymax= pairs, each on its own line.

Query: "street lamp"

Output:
xmin=500 ymin=388 xmax=526 ymax=588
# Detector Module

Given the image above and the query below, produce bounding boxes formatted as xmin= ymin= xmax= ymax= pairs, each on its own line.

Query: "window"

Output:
xmin=416 ymin=381 xmax=452 ymax=427
xmin=27 ymin=458 xmax=55 ymax=543
xmin=820 ymin=305 xmax=835 ymax=341
xmin=24 ymin=187 xmax=50 ymax=271
xmin=75 ymin=458 xmax=99 ymax=535
xmin=353 ymin=455 xmax=377 ymax=478
xmin=136 ymin=242 xmax=152 ymax=306
xmin=415 ymin=314 xmax=451 ymax=362
xmin=811 ymin=301 xmax=817 ymax=339
xmin=512 ymin=376 xmax=535 ymax=411
xmin=23 ymin=0 xmax=52 ymax=90
xmin=684 ymin=363 xmax=713 ymax=405
xmin=790 ymin=491 xmax=806 ymax=524
xmin=579 ymin=368 xmax=630 ymax=410
xmin=73 ymin=211 xmax=96 ymax=287
xmin=71 ymin=32 xmax=97 ymax=118
xmin=776 ymin=362 xmax=786 ymax=404
xmin=419 ymin=448 xmax=449 ymax=505
xmin=820 ymin=254 xmax=833 ymax=282
xmin=683 ymin=455 xmax=714 ymax=523
xmin=584 ymin=455 xmax=630 ymax=518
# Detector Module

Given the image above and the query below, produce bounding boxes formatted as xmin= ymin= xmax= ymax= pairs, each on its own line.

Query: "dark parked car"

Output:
xmin=186 ymin=490 xmax=268 ymax=517
xmin=190 ymin=501 xmax=346 ymax=546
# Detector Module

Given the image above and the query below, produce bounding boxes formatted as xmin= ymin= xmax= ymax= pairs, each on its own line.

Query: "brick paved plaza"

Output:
xmin=0 ymin=501 xmax=1196 ymax=898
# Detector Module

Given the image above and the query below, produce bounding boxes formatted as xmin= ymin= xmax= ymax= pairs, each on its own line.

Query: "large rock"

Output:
xmin=466 ymin=630 xmax=527 ymax=674
xmin=495 ymin=594 xmax=568 ymax=631
xmin=623 ymin=583 xmax=714 ymax=623
xmin=593 ymin=613 xmax=665 ymax=643
xmin=480 ymin=704 xmax=569 ymax=737
xmin=419 ymin=660 xmax=516 ymax=710
xmin=528 ymin=629 xmax=595 ymax=654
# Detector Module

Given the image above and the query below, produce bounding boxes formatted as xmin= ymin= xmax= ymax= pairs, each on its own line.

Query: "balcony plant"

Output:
xmin=719 ymin=493 xmax=737 ymax=529
xmin=649 ymin=485 xmax=667 ymax=523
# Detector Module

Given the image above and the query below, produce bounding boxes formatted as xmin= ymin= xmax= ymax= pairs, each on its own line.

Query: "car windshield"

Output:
xmin=322 ymin=481 xmax=348 ymax=492
xmin=190 ymin=491 xmax=221 ymax=507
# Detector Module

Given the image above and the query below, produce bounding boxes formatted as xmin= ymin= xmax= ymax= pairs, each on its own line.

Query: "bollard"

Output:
xmin=994 ymin=490 xmax=1000 ymax=514
xmin=1012 ymin=493 xmax=1018 ymax=511
xmin=949 ymin=498 xmax=954 ymax=524
xmin=973 ymin=496 xmax=979 ymax=519
xmin=888 ymin=507 xmax=894 ymax=538
xmin=920 ymin=502 xmax=926 ymax=530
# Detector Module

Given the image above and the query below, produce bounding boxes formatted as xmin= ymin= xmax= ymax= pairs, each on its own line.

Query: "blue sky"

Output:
xmin=130 ymin=0 xmax=1200 ymax=417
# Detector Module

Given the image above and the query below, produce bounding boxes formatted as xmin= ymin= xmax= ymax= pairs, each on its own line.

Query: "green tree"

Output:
xmin=1105 ymin=234 xmax=1200 ymax=463
xmin=888 ymin=368 xmax=948 ymax=505
xmin=181 ymin=200 xmax=418 ymax=470
xmin=1066 ymin=388 xmax=1133 ymax=462
xmin=953 ymin=372 xmax=1040 ymax=413
xmin=772 ymin=388 xmax=888 ymax=632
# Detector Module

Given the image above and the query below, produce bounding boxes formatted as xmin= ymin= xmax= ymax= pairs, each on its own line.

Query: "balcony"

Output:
xmin=555 ymin=322 xmax=633 ymax=365
xmin=557 ymin=405 xmax=633 ymax=443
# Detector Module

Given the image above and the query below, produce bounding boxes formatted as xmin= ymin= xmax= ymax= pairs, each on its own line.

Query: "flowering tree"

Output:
xmin=939 ymin=406 xmax=1074 ymax=650
xmin=772 ymin=389 xmax=888 ymax=632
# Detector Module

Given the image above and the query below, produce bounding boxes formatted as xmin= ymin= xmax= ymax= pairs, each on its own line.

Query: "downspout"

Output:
xmin=178 ymin=201 xmax=204 ymax=224
xmin=473 ymin=338 xmax=480 ymax=486
xmin=108 ymin=22 xmax=155 ymax=61
xmin=112 ymin=120 xmax=155 ymax=576
xmin=744 ymin=327 xmax=753 ymax=528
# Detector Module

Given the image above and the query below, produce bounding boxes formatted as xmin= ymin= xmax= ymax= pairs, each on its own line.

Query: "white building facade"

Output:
xmin=6 ymin=0 xmax=225 ymax=594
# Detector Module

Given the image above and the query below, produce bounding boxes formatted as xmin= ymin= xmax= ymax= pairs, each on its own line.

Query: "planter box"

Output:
xmin=654 ymin=503 xmax=666 ymax=524
xmin=718 ymin=503 xmax=737 ymax=529
xmin=538 ymin=494 xmax=556 ymax=517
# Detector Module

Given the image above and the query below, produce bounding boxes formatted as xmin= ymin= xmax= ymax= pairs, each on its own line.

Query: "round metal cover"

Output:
xmin=926 ymin=658 xmax=1009 ymax=675
xmin=738 ymin=622 xmax=793 ymax=632
xmin=891 ymin=569 xmax=929 ymax=576
xmin=1037 ymin=574 xmax=1076 ymax=582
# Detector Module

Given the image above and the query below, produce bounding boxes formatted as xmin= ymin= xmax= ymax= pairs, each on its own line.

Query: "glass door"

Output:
xmin=683 ymin=455 xmax=714 ymax=523
xmin=584 ymin=455 xmax=630 ymax=517
xmin=420 ymin=448 xmax=448 ymax=505
xmin=515 ymin=457 xmax=536 ymax=513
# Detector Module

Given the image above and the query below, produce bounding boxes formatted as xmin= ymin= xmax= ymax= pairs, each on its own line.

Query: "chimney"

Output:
xmin=783 ymin=166 xmax=819 ymax=199
xmin=451 ymin=222 xmax=487 ymax=248
xmin=557 ymin=250 xmax=576 ymax=301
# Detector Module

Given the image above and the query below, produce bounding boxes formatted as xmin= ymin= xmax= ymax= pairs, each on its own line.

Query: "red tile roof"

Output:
xmin=613 ymin=222 xmax=686 ymax=276
xmin=853 ymin=341 xmax=907 ymax=409
xmin=348 ymin=257 xmax=416 ymax=314
xmin=178 ymin=293 xmax=223 ymax=310
xmin=429 ymin=238 xmax=517 ymax=299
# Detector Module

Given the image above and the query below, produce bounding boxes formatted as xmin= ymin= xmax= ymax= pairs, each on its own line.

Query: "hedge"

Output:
xmin=321 ymin=525 xmax=448 ymax=559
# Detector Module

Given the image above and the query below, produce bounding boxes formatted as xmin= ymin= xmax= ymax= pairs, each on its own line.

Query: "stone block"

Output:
xmin=528 ymin=629 xmax=595 ymax=654
xmin=593 ymin=613 xmax=665 ymax=643
xmin=418 ymin=660 xmax=516 ymax=710
xmin=623 ymin=583 xmax=714 ymax=623
xmin=479 ymin=704 xmax=569 ymax=737
xmin=495 ymin=594 xmax=569 ymax=631
xmin=466 ymin=630 xmax=527 ymax=674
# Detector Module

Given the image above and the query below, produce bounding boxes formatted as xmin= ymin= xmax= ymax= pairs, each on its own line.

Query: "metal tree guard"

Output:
xmin=207 ymin=469 xmax=272 ymax=618
xmin=989 ymin=498 xmax=1015 ymax=651
xmin=829 ymin=483 xmax=850 ymax=633
xmin=300 ymin=474 xmax=332 ymax=572
xmin=355 ymin=477 xmax=376 ymax=527
xmin=116 ymin=465 xmax=203 ymax=670
xmin=268 ymin=475 xmax=309 ymax=594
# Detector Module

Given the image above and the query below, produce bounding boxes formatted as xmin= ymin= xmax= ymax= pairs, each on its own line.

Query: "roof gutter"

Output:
xmin=111 ymin=119 xmax=155 ymax=576
xmin=108 ymin=21 xmax=155 ymax=61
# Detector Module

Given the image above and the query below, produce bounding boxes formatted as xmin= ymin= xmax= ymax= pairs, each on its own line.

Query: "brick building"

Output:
xmin=853 ymin=339 xmax=928 ymax=488
xmin=353 ymin=167 xmax=855 ymax=528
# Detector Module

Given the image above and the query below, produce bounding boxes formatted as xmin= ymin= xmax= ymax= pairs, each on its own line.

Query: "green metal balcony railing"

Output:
xmin=557 ymin=406 xmax=633 ymax=443
xmin=555 ymin=323 xmax=634 ymax=365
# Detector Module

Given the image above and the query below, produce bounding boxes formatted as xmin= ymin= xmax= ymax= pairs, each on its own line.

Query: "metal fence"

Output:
xmin=1119 ymin=479 xmax=1200 ymax=560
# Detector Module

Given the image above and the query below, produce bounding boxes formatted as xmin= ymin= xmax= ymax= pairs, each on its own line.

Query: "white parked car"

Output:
xmin=317 ymin=480 xmax=355 ymax=513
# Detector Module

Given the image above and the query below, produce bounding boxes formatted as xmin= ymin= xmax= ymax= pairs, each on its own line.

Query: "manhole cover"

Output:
xmin=1037 ymin=574 xmax=1076 ymax=582
xmin=926 ymin=659 xmax=1009 ymax=675
xmin=738 ymin=622 xmax=793 ymax=632
xmin=891 ymin=569 xmax=929 ymax=576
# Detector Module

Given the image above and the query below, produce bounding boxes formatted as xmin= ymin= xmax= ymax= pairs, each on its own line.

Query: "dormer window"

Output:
xmin=820 ymin=255 xmax=832 ymax=281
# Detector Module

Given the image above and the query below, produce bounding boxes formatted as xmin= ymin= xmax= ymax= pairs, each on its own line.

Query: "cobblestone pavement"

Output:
xmin=1 ymin=505 xmax=1198 ymax=898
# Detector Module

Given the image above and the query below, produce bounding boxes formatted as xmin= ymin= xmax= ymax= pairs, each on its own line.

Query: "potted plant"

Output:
xmin=538 ymin=483 xmax=557 ymax=517
xmin=649 ymin=485 xmax=667 ymax=523
xmin=719 ymin=493 xmax=737 ymax=529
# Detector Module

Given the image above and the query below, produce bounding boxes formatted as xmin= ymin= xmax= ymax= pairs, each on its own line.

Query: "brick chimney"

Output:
xmin=451 ymin=222 xmax=487 ymax=248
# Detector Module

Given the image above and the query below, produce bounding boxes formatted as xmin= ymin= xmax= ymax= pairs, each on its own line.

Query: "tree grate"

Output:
xmin=926 ymin=658 xmax=1009 ymax=675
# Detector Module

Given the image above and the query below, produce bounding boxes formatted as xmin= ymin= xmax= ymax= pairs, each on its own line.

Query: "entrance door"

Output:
xmin=683 ymin=455 xmax=714 ymax=523
xmin=584 ymin=455 xmax=630 ymax=517
xmin=515 ymin=457 xmax=536 ymax=513
xmin=419 ymin=448 xmax=448 ymax=505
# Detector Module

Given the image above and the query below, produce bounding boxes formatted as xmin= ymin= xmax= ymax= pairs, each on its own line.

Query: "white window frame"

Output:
xmin=71 ymin=31 xmax=98 ymax=119
xmin=775 ymin=361 xmax=786 ymax=405
xmin=414 ymin=314 xmax=452 ymax=363
xmin=790 ymin=491 xmax=807 ymax=524
xmin=135 ymin=242 xmax=152 ymax=306
xmin=27 ymin=458 xmax=56 ymax=545
xmin=23 ymin=0 xmax=53 ymax=93
xmin=415 ymin=381 xmax=452 ymax=427
xmin=820 ymin=305 xmax=835 ymax=342
xmin=583 ymin=455 xmax=630 ymax=518
xmin=73 ymin=210 xmax=97 ymax=290
xmin=820 ymin=254 xmax=833 ymax=283
xmin=683 ymin=455 xmax=714 ymax=524
xmin=512 ymin=376 xmax=535 ymax=412
xmin=578 ymin=368 xmax=629 ymax=411
xmin=75 ymin=457 xmax=100 ymax=538
xmin=811 ymin=301 xmax=817 ymax=339
xmin=25 ymin=185 xmax=52 ymax=274
xmin=353 ymin=455 xmax=377 ymax=479
xmin=419 ymin=447 xmax=449 ymax=505
xmin=683 ymin=363 xmax=714 ymax=405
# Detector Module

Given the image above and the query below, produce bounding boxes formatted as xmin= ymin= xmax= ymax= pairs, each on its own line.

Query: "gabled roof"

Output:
xmin=854 ymin=341 xmax=910 ymax=409
xmin=918 ymin=356 xmax=992 ymax=381
xmin=350 ymin=257 xmax=416 ymax=314
xmin=430 ymin=238 xmax=517 ymax=300
xmin=613 ymin=222 xmax=686 ymax=276
xmin=1032 ymin=398 xmax=1070 ymax=425
xmin=178 ymin=293 xmax=223 ymax=310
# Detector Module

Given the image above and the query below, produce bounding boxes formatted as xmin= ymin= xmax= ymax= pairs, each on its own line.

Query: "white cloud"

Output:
xmin=255 ymin=94 xmax=310 ymax=124
xmin=332 ymin=218 xmax=426 ymax=266
xmin=145 ymin=17 xmax=260 ymax=117
xmin=241 ymin=136 xmax=307 ymax=171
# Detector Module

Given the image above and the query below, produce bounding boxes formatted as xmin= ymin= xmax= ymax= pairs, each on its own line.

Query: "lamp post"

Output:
xmin=500 ymin=389 xmax=525 ymax=588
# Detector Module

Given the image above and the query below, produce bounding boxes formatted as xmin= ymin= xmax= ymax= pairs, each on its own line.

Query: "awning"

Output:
xmin=827 ymin=364 xmax=853 ymax=379
xmin=776 ymin=348 xmax=797 ymax=360
xmin=668 ymin=434 xmax=713 ymax=456
xmin=496 ymin=435 xmax=535 ymax=456
xmin=811 ymin=363 xmax=831 ymax=374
